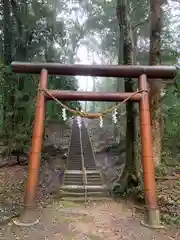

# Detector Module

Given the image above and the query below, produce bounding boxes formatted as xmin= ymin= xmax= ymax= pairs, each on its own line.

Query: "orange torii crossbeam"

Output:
xmin=11 ymin=61 xmax=177 ymax=228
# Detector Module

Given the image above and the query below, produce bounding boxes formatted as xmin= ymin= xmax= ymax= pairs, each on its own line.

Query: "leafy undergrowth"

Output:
xmin=155 ymin=150 xmax=180 ymax=227
xmin=112 ymin=150 xmax=180 ymax=228
xmin=155 ymin=155 xmax=180 ymax=226
xmin=157 ymin=178 xmax=180 ymax=227
xmin=132 ymin=157 xmax=180 ymax=228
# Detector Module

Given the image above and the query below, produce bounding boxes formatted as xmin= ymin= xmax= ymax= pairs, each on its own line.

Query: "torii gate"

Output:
xmin=11 ymin=62 xmax=177 ymax=228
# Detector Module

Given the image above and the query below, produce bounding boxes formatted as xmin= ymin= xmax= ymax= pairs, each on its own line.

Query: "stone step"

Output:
xmin=64 ymin=170 xmax=100 ymax=174
xmin=87 ymin=182 xmax=103 ymax=186
xmin=64 ymin=176 xmax=102 ymax=184
xmin=64 ymin=179 xmax=83 ymax=182
xmin=87 ymin=175 xmax=102 ymax=179
xmin=64 ymin=177 xmax=82 ymax=180
xmin=86 ymin=172 xmax=102 ymax=176
xmin=64 ymin=171 xmax=102 ymax=176
xmin=60 ymin=185 xmax=107 ymax=193
xmin=64 ymin=181 xmax=102 ymax=186
xmin=64 ymin=175 xmax=101 ymax=180
xmin=60 ymin=196 xmax=111 ymax=202
xmin=63 ymin=171 xmax=103 ymax=186
xmin=63 ymin=182 xmax=83 ymax=186
xmin=60 ymin=191 xmax=109 ymax=198
xmin=86 ymin=179 xmax=102 ymax=182
xmin=64 ymin=175 xmax=83 ymax=179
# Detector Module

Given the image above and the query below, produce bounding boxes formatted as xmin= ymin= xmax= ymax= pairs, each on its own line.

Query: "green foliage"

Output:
xmin=162 ymin=75 xmax=180 ymax=158
xmin=47 ymin=75 xmax=81 ymax=121
xmin=161 ymin=214 xmax=180 ymax=228
xmin=1 ymin=0 xmax=80 ymax=154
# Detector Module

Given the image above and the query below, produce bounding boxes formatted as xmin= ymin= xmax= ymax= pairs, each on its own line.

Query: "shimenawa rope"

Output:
xmin=39 ymin=88 xmax=148 ymax=119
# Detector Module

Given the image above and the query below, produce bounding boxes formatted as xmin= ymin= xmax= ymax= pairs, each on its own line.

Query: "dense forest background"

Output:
xmin=0 ymin=0 xmax=180 ymax=222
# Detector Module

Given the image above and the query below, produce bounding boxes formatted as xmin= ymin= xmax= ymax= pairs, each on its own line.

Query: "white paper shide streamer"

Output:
xmin=62 ymin=108 xmax=67 ymax=121
xmin=112 ymin=108 xmax=117 ymax=124
xmin=99 ymin=115 xmax=103 ymax=128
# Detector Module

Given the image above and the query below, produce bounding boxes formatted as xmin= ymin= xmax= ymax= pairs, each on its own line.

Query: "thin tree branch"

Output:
xmin=155 ymin=176 xmax=179 ymax=180
xmin=132 ymin=18 xmax=149 ymax=30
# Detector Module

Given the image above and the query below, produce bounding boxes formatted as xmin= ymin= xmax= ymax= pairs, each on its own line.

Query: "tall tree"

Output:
xmin=2 ymin=0 xmax=16 ymax=150
xmin=116 ymin=0 xmax=137 ymax=191
xmin=3 ymin=0 xmax=12 ymax=65
xmin=149 ymin=0 xmax=165 ymax=166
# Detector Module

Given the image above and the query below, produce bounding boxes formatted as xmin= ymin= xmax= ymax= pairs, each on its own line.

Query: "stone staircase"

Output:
xmin=60 ymin=118 xmax=109 ymax=201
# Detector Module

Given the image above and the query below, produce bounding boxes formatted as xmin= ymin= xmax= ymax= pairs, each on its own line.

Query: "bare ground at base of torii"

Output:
xmin=0 ymin=197 xmax=179 ymax=240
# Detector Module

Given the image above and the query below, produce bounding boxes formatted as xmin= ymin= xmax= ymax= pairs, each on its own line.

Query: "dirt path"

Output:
xmin=0 ymin=200 xmax=179 ymax=240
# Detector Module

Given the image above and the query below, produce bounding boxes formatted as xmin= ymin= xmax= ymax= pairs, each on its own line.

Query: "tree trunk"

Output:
xmin=11 ymin=0 xmax=28 ymax=128
xmin=132 ymin=29 xmax=141 ymax=179
xmin=3 ymin=0 xmax=12 ymax=65
xmin=3 ymin=0 xmax=14 ymax=146
xmin=149 ymin=0 xmax=164 ymax=166
xmin=114 ymin=15 xmax=125 ymax=142
xmin=116 ymin=0 xmax=137 ymax=192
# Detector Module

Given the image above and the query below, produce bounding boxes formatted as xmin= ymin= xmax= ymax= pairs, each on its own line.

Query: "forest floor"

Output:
xmin=0 ymin=121 xmax=179 ymax=239
xmin=0 ymin=176 xmax=179 ymax=240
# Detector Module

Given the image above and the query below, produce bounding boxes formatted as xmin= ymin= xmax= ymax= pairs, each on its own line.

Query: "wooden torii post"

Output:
xmin=11 ymin=62 xmax=176 ymax=228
